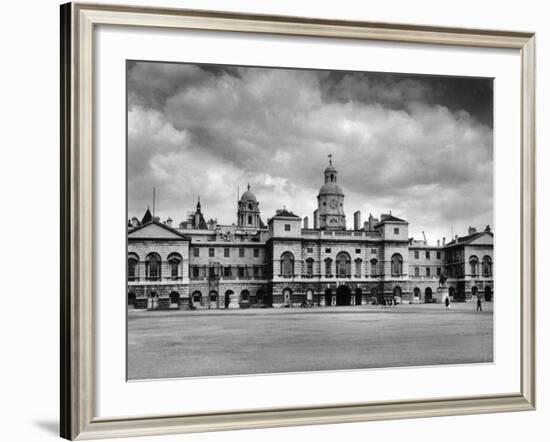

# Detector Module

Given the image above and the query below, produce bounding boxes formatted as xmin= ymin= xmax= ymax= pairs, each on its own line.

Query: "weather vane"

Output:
xmin=328 ymin=153 xmax=332 ymax=165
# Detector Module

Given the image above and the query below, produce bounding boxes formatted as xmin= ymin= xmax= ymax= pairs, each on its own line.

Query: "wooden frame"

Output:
xmin=60 ymin=2 xmax=536 ymax=439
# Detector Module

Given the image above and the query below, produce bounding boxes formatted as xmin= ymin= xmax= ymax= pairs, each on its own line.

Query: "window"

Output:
xmin=414 ymin=267 xmax=420 ymax=276
xmin=248 ymin=215 xmax=252 ymax=224
xmin=224 ymin=248 xmax=230 ymax=257
xmin=306 ymin=258 xmax=314 ymax=277
xmin=437 ymin=267 xmax=441 ymax=276
xmin=238 ymin=266 xmax=245 ymax=278
xmin=191 ymin=266 xmax=200 ymax=278
xmin=336 ymin=252 xmax=351 ymax=277
xmin=470 ymin=256 xmax=479 ymax=277
xmin=128 ymin=256 xmax=138 ymax=281
xmin=239 ymin=247 xmax=245 ymax=257
xmin=355 ymin=248 xmax=361 ymax=254
xmin=241 ymin=290 xmax=250 ymax=301
xmin=482 ymin=256 xmax=492 ymax=277
xmin=371 ymin=248 xmax=377 ymax=254
xmin=208 ymin=248 xmax=214 ymax=257
xmin=281 ymin=252 xmax=295 ymax=277
xmin=223 ymin=266 xmax=232 ymax=277
xmin=192 ymin=291 xmax=201 ymax=303
xmin=145 ymin=253 xmax=161 ymax=280
xmin=325 ymin=258 xmax=333 ymax=277
xmin=325 ymin=248 xmax=331 ymax=253
xmin=284 ymin=224 xmax=291 ymax=231
xmin=253 ymin=248 xmax=259 ymax=258
xmin=391 ymin=253 xmax=403 ymax=276
xmin=210 ymin=292 xmax=217 ymax=302
xmin=394 ymin=227 xmax=400 ymax=234
xmin=354 ymin=259 xmax=362 ymax=276
xmin=370 ymin=258 xmax=378 ymax=276
xmin=426 ymin=251 xmax=430 ymax=259
xmin=170 ymin=260 xmax=179 ymax=279
xmin=426 ymin=267 xmax=431 ymax=276
xmin=414 ymin=251 xmax=419 ymax=259
xmin=253 ymin=266 xmax=261 ymax=278
xmin=193 ymin=248 xmax=199 ymax=257
xmin=437 ymin=251 xmax=441 ymax=259
xmin=306 ymin=247 xmax=313 ymax=253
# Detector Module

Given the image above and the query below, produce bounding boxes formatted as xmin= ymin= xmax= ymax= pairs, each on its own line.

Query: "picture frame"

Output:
xmin=60 ymin=2 xmax=536 ymax=440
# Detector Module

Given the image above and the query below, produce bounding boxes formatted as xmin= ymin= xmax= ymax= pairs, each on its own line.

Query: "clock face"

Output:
xmin=329 ymin=199 xmax=338 ymax=209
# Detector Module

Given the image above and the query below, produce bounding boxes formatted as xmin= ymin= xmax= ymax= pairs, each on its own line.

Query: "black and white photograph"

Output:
xmin=126 ymin=60 xmax=494 ymax=381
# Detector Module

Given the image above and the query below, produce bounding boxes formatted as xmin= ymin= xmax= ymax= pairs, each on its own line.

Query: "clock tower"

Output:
xmin=317 ymin=155 xmax=346 ymax=230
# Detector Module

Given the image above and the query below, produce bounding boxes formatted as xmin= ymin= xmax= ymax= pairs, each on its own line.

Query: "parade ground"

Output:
xmin=127 ymin=302 xmax=493 ymax=380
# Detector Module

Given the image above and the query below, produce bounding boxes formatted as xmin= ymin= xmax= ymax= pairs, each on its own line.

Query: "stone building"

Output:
xmin=127 ymin=159 xmax=493 ymax=309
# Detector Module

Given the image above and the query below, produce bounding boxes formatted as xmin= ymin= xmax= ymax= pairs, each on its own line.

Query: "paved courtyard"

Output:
xmin=127 ymin=302 xmax=493 ymax=380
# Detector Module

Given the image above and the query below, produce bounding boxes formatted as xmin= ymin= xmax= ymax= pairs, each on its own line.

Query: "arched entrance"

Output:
xmin=393 ymin=286 xmax=402 ymax=304
xmin=413 ymin=287 xmax=421 ymax=301
xmin=224 ymin=290 xmax=234 ymax=308
xmin=472 ymin=286 xmax=479 ymax=300
xmin=209 ymin=290 xmax=218 ymax=308
xmin=169 ymin=291 xmax=180 ymax=305
xmin=191 ymin=290 xmax=202 ymax=309
xmin=282 ymin=288 xmax=292 ymax=307
xmin=425 ymin=287 xmax=433 ymax=303
xmin=336 ymin=285 xmax=351 ymax=306
xmin=484 ymin=286 xmax=492 ymax=302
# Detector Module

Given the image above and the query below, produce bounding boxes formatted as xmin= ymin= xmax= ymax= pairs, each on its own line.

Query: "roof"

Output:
xmin=141 ymin=208 xmax=153 ymax=224
xmin=375 ymin=214 xmax=408 ymax=225
xmin=240 ymin=184 xmax=257 ymax=202
xmin=318 ymin=182 xmax=344 ymax=196
xmin=445 ymin=230 xmax=493 ymax=247
xmin=272 ymin=209 xmax=300 ymax=218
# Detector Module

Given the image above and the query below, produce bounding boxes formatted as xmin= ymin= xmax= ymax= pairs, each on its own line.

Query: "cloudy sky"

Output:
xmin=127 ymin=61 xmax=493 ymax=243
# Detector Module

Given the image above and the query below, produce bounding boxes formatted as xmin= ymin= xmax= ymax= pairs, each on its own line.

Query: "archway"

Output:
xmin=393 ymin=286 xmax=402 ymax=304
xmin=224 ymin=290 xmax=234 ymax=309
xmin=282 ymin=288 xmax=292 ymax=306
xmin=413 ymin=287 xmax=421 ymax=301
xmin=209 ymin=290 xmax=218 ymax=308
xmin=425 ymin=287 xmax=433 ymax=303
xmin=191 ymin=290 xmax=202 ymax=308
xmin=336 ymin=285 xmax=351 ymax=306
xmin=169 ymin=291 xmax=180 ymax=305
xmin=484 ymin=286 xmax=492 ymax=302
xmin=472 ymin=286 xmax=479 ymax=299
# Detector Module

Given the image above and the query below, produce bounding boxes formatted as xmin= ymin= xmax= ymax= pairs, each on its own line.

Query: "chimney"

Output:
xmin=485 ymin=225 xmax=491 ymax=233
xmin=166 ymin=217 xmax=173 ymax=227
xmin=353 ymin=211 xmax=361 ymax=230
xmin=303 ymin=216 xmax=309 ymax=229
xmin=363 ymin=221 xmax=369 ymax=231
xmin=468 ymin=226 xmax=477 ymax=235
xmin=442 ymin=237 xmax=446 ymax=245
xmin=131 ymin=217 xmax=139 ymax=227
xmin=313 ymin=209 xmax=319 ymax=229
xmin=437 ymin=239 xmax=440 ymax=247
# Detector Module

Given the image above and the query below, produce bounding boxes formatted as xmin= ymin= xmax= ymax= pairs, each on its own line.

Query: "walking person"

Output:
xmin=445 ymin=296 xmax=450 ymax=310
xmin=477 ymin=296 xmax=483 ymax=312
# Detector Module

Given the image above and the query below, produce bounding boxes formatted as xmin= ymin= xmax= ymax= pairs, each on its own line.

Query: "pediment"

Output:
xmin=467 ymin=233 xmax=494 ymax=246
xmin=128 ymin=222 xmax=188 ymax=240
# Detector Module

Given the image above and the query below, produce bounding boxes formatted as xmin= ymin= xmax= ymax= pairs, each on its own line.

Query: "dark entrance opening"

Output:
xmin=355 ymin=288 xmax=362 ymax=305
xmin=324 ymin=289 xmax=332 ymax=306
xmin=484 ymin=286 xmax=492 ymax=302
xmin=169 ymin=291 xmax=180 ymax=305
xmin=336 ymin=286 xmax=351 ymax=306
xmin=224 ymin=290 xmax=233 ymax=308
xmin=425 ymin=287 xmax=433 ymax=303
xmin=127 ymin=292 xmax=136 ymax=306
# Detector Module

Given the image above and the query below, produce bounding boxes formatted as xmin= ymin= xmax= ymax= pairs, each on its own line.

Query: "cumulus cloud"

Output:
xmin=127 ymin=61 xmax=493 ymax=241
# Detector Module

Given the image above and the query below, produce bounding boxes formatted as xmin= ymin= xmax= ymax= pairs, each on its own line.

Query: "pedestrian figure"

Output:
xmin=477 ymin=297 xmax=482 ymax=312
xmin=445 ymin=296 xmax=450 ymax=310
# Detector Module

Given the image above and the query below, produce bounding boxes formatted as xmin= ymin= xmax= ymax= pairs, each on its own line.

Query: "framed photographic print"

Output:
xmin=60 ymin=2 xmax=536 ymax=440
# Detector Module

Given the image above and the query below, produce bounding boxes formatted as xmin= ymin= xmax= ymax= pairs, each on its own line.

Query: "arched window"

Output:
xmin=305 ymin=258 xmax=314 ymax=277
xmin=469 ymin=256 xmax=479 ymax=277
xmin=281 ymin=252 xmax=294 ymax=277
xmin=482 ymin=256 xmax=492 ymax=277
xmin=336 ymin=252 xmax=351 ymax=277
xmin=145 ymin=253 xmax=161 ymax=281
xmin=354 ymin=258 xmax=362 ymax=277
xmin=248 ymin=215 xmax=252 ymax=224
xmin=391 ymin=253 xmax=403 ymax=276
xmin=191 ymin=291 xmax=202 ymax=306
xmin=370 ymin=258 xmax=378 ymax=276
xmin=241 ymin=289 xmax=250 ymax=302
xmin=128 ymin=253 xmax=139 ymax=281
xmin=325 ymin=258 xmax=333 ymax=277
xmin=167 ymin=252 xmax=182 ymax=280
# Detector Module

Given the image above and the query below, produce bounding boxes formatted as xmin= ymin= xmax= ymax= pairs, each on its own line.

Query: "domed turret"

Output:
xmin=317 ymin=155 xmax=346 ymax=230
xmin=240 ymin=183 xmax=257 ymax=202
xmin=238 ymin=184 xmax=261 ymax=228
